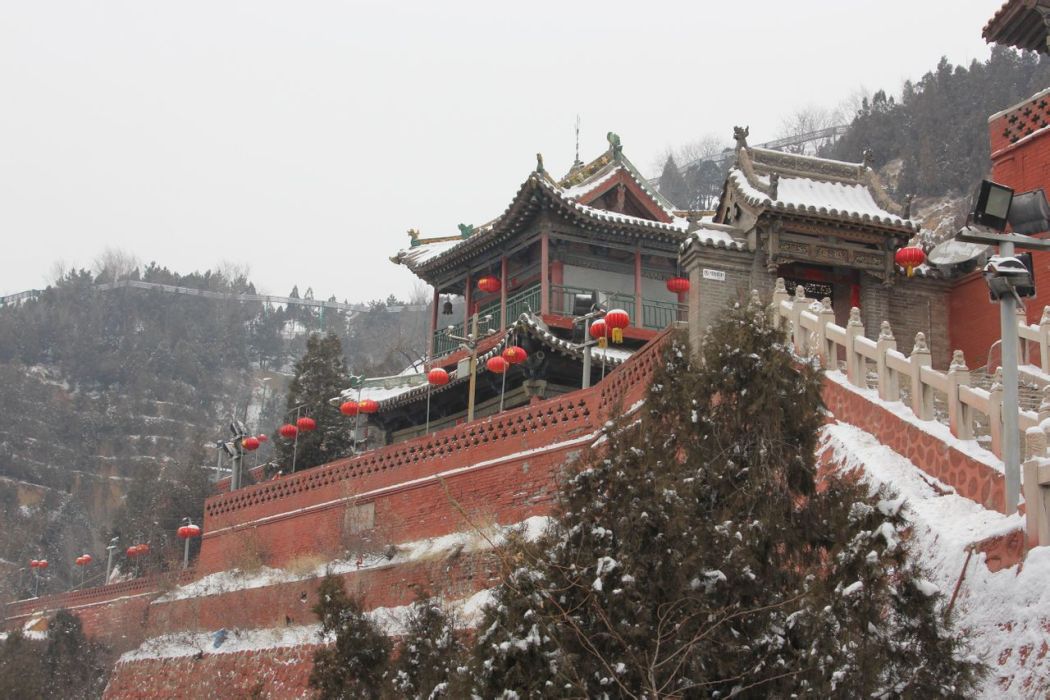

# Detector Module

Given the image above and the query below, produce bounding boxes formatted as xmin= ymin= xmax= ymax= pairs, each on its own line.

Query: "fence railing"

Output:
xmin=770 ymin=278 xmax=1050 ymax=545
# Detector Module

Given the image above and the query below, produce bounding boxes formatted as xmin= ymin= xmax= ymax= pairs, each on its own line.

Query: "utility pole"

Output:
xmin=105 ymin=538 xmax=118 ymax=584
xmin=443 ymin=313 xmax=493 ymax=423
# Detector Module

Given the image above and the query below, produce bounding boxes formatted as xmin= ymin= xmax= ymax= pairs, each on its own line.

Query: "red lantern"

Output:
xmin=37 ymin=560 xmax=48 ymax=570
xmin=502 ymin=346 xmax=527 ymax=365
xmin=589 ymin=319 xmax=608 ymax=340
xmin=486 ymin=356 xmax=508 ymax=374
xmin=340 ymin=400 xmax=358 ymax=416
xmin=241 ymin=436 xmax=260 ymax=451
xmin=29 ymin=559 xmax=39 ymax=569
xmin=279 ymin=423 xmax=298 ymax=439
xmin=296 ymin=416 xmax=317 ymax=432
xmin=358 ymin=399 xmax=379 ymax=414
xmin=894 ymin=246 xmax=926 ymax=277
xmin=257 ymin=433 xmax=268 ymax=443
xmin=604 ymin=309 xmax=630 ymax=344
xmin=178 ymin=524 xmax=201 ymax=539
xmin=76 ymin=554 xmax=92 ymax=566
xmin=666 ymin=276 xmax=690 ymax=294
xmin=477 ymin=275 xmax=501 ymax=294
xmin=427 ymin=368 xmax=450 ymax=386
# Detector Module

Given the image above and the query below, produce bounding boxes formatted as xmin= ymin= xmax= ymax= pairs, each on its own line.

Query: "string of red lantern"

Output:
xmin=278 ymin=423 xmax=298 ymax=439
xmin=296 ymin=416 xmax=317 ymax=432
xmin=477 ymin=275 xmax=501 ymax=293
xmin=486 ymin=356 xmax=509 ymax=374
xmin=29 ymin=559 xmax=48 ymax=569
xmin=126 ymin=543 xmax=150 ymax=558
xmin=502 ymin=346 xmax=527 ymax=364
xmin=358 ymin=399 xmax=379 ymax=414
xmin=75 ymin=554 xmax=93 ymax=566
xmin=340 ymin=400 xmax=358 ymax=416
xmin=604 ymin=309 xmax=630 ymax=344
xmin=666 ymin=276 xmax=690 ymax=294
xmin=177 ymin=524 xmax=202 ymax=539
xmin=894 ymin=245 xmax=926 ymax=277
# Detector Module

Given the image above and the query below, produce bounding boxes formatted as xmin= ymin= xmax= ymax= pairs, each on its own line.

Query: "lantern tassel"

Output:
xmin=612 ymin=328 xmax=623 ymax=344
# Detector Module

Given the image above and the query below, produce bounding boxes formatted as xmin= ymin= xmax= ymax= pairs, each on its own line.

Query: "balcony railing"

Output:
xmin=432 ymin=283 xmax=684 ymax=357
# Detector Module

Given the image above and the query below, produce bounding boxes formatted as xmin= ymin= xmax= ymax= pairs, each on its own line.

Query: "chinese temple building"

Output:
xmin=353 ymin=134 xmax=693 ymax=442
xmin=681 ymin=127 xmax=954 ymax=364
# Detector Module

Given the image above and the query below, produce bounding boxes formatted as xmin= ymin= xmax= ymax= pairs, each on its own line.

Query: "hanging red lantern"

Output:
xmin=666 ymin=276 xmax=690 ymax=294
xmin=296 ymin=416 xmax=317 ymax=432
xmin=358 ymin=399 xmax=379 ymax=414
xmin=36 ymin=560 xmax=48 ymax=570
xmin=486 ymin=356 xmax=509 ymax=374
xmin=257 ymin=433 xmax=268 ymax=443
xmin=340 ymin=400 xmax=358 ymax=416
xmin=241 ymin=436 xmax=260 ymax=452
xmin=477 ymin=275 xmax=501 ymax=294
xmin=427 ymin=368 xmax=450 ymax=386
xmin=604 ymin=309 xmax=630 ymax=344
xmin=502 ymin=346 xmax=527 ymax=365
xmin=589 ymin=319 xmax=608 ymax=339
xmin=76 ymin=554 xmax=92 ymax=566
xmin=278 ymin=423 xmax=298 ymax=439
xmin=29 ymin=559 xmax=39 ymax=569
xmin=894 ymin=246 xmax=926 ymax=277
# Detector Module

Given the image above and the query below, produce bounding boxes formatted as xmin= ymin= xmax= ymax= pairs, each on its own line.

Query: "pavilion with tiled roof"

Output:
xmin=682 ymin=127 xmax=953 ymax=364
xmin=983 ymin=0 xmax=1050 ymax=54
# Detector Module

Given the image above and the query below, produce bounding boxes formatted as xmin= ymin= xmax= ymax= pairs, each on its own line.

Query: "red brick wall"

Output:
xmin=952 ymin=91 xmax=1050 ymax=363
xmin=822 ymin=376 xmax=1005 ymax=512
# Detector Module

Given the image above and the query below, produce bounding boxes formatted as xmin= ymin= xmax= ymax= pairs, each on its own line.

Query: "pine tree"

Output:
xmin=43 ymin=609 xmax=110 ymax=699
xmin=391 ymin=595 xmax=465 ymax=698
xmin=465 ymin=300 xmax=982 ymax=697
xmin=309 ymin=575 xmax=392 ymax=699
xmin=276 ymin=333 xmax=355 ymax=471
xmin=658 ymin=154 xmax=690 ymax=208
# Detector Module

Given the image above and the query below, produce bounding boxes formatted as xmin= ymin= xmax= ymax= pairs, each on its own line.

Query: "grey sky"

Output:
xmin=1 ymin=1 xmax=997 ymax=302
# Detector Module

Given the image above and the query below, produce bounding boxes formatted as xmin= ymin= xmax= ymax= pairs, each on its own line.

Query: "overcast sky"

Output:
xmin=1 ymin=1 xmax=998 ymax=301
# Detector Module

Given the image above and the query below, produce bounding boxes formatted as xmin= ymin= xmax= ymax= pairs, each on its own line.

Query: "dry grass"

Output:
xmin=284 ymin=552 xmax=327 ymax=577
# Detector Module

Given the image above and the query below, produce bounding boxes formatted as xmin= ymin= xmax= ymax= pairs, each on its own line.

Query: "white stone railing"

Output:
xmin=769 ymin=278 xmax=1050 ymax=544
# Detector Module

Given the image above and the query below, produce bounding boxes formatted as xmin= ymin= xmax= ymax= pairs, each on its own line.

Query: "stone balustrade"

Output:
xmin=771 ymin=278 xmax=1050 ymax=545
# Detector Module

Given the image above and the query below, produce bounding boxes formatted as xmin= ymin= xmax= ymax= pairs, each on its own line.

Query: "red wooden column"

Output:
xmin=429 ymin=286 xmax=439 ymax=358
xmin=463 ymin=272 xmax=472 ymax=336
xmin=500 ymin=256 xmax=508 ymax=330
xmin=540 ymin=233 xmax=550 ymax=315
xmin=634 ymin=247 xmax=643 ymax=325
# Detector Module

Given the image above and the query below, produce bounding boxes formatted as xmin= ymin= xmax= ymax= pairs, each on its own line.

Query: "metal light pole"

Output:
xmin=105 ymin=538 xmax=118 ymax=584
xmin=289 ymin=404 xmax=304 ymax=473
xmin=443 ymin=313 xmax=495 ymax=423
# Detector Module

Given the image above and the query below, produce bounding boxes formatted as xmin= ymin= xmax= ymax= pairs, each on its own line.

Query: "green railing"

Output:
xmin=478 ymin=299 xmax=502 ymax=329
xmin=642 ymin=299 xmax=687 ymax=329
xmin=432 ymin=328 xmax=461 ymax=357
xmin=549 ymin=285 xmax=636 ymax=324
xmin=505 ymin=285 xmax=542 ymax=322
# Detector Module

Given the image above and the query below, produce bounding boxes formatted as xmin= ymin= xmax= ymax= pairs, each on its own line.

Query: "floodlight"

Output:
xmin=972 ymin=179 xmax=1014 ymax=231
xmin=1007 ymin=189 xmax=1050 ymax=235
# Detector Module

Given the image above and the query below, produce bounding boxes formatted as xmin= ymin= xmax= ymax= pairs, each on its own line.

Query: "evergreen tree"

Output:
xmin=309 ymin=575 xmax=392 ymax=699
xmin=466 ymin=300 xmax=982 ymax=697
xmin=391 ymin=595 xmax=465 ymax=698
xmin=276 ymin=333 xmax=355 ymax=471
xmin=0 ymin=630 xmax=46 ymax=699
xmin=657 ymin=154 xmax=690 ymax=208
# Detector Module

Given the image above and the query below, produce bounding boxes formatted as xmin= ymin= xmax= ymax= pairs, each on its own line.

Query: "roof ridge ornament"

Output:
xmin=733 ymin=125 xmax=750 ymax=152
xmin=457 ymin=223 xmax=474 ymax=239
xmin=862 ymin=148 xmax=874 ymax=169
xmin=536 ymin=153 xmax=545 ymax=174
xmin=606 ymin=132 xmax=623 ymax=160
xmin=768 ymin=172 xmax=779 ymax=200
xmin=407 ymin=228 xmax=421 ymax=248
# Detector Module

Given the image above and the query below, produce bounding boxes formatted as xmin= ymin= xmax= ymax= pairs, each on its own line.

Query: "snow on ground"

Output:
xmin=120 ymin=588 xmax=498 ymax=662
xmin=822 ymin=421 xmax=1050 ymax=696
xmin=157 ymin=516 xmax=551 ymax=603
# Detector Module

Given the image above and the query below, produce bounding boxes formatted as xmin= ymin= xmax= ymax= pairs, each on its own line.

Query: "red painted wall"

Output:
xmin=951 ymin=91 xmax=1050 ymax=363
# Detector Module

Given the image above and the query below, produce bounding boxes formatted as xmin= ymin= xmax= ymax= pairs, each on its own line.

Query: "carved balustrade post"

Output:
xmin=1017 ymin=305 xmax=1029 ymax=365
xmin=770 ymin=278 xmax=789 ymax=331
xmin=1022 ymin=427 xmax=1050 ymax=546
xmin=1036 ymin=306 xmax=1050 ymax=373
xmin=845 ymin=307 xmax=865 ymax=389
xmin=946 ymin=350 xmax=973 ymax=440
xmin=989 ymin=368 xmax=1004 ymax=458
xmin=909 ymin=332 xmax=934 ymax=421
xmin=875 ymin=321 xmax=898 ymax=402
xmin=790 ymin=286 xmax=808 ymax=356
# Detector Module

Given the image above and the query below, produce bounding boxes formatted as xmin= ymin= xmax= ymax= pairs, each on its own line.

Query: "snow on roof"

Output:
xmin=393 ymin=239 xmax=463 ymax=267
xmin=728 ymin=169 xmax=913 ymax=229
xmin=681 ymin=223 xmax=748 ymax=252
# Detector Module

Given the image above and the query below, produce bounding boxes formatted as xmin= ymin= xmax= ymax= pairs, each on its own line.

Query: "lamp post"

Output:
xmin=957 ymin=180 xmax=1050 ymax=513
xmin=105 ymin=537 xmax=118 ymax=584
xmin=442 ymin=312 xmax=497 ymax=422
